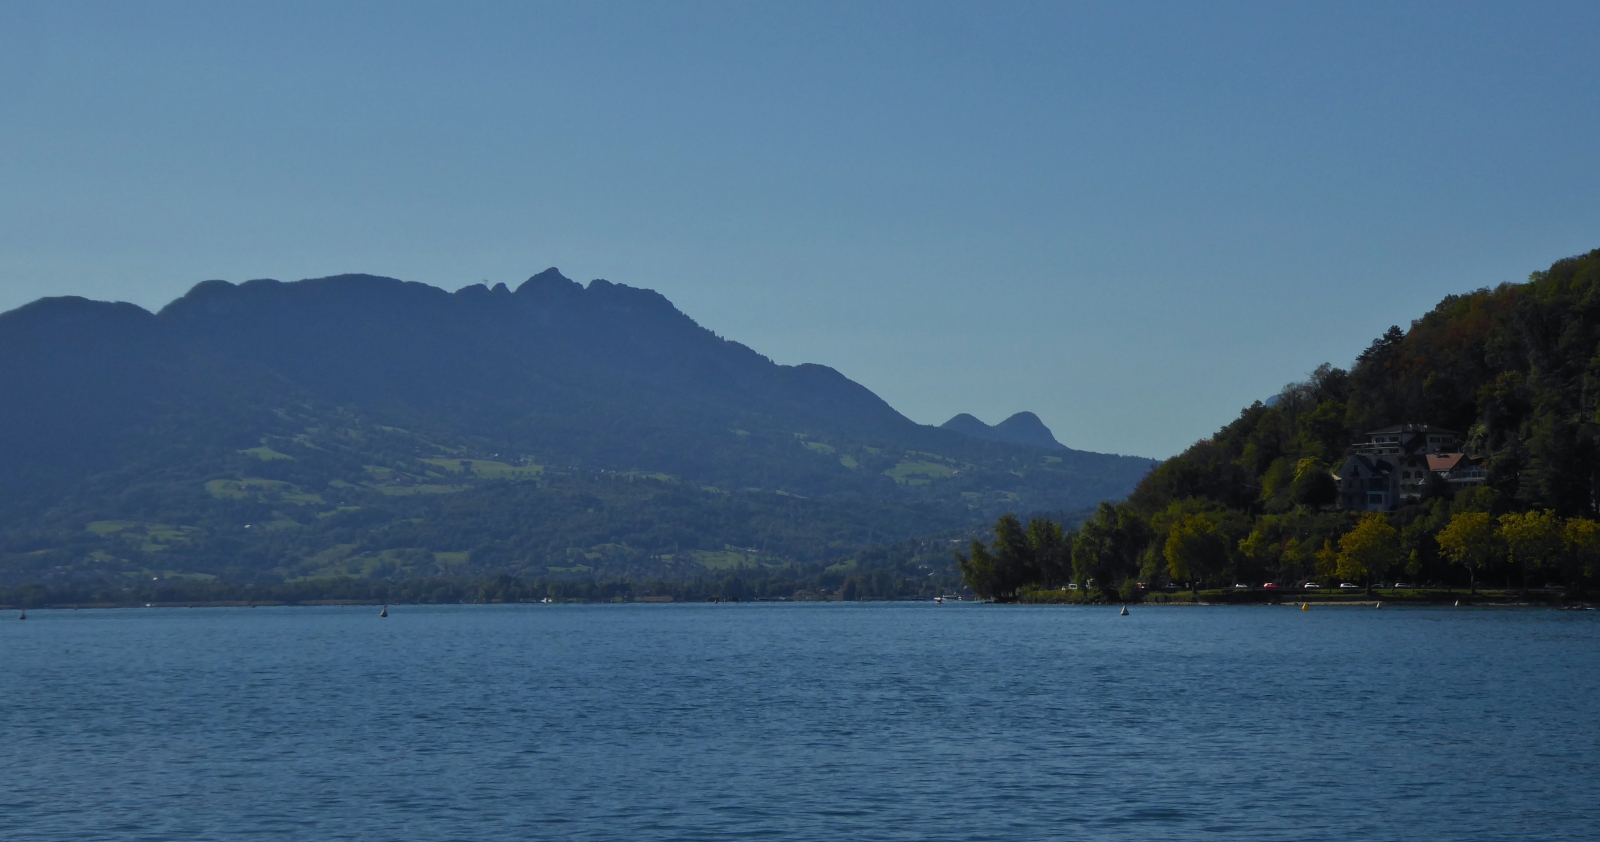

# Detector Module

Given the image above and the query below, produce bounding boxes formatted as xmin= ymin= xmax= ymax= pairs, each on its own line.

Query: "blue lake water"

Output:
xmin=3 ymin=602 xmax=1598 ymax=841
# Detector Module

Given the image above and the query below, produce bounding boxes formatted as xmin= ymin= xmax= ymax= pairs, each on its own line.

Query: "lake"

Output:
xmin=3 ymin=602 xmax=1597 ymax=841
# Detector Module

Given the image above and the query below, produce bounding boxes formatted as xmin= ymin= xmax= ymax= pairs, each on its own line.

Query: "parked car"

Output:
xmin=1339 ymin=583 xmax=1361 ymax=590
xmin=1233 ymin=583 xmax=1251 ymax=589
xmin=1392 ymin=582 xmax=1412 ymax=589
xmin=1303 ymin=582 xmax=1322 ymax=589
xmin=1262 ymin=583 xmax=1280 ymax=590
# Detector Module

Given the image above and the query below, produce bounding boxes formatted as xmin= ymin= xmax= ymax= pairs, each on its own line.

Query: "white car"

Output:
xmin=1303 ymin=582 xmax=1322 ymax=589
xmin=1339 ymin=583 xmax=1361 ymax=590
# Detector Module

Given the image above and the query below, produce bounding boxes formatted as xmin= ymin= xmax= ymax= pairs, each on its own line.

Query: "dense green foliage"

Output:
xmin=961 ymin=248 xmax=1600 ymax=600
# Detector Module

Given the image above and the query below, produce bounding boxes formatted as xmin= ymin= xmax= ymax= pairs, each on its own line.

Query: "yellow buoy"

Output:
xmin=1301 ymin=602 xmax=1308 ymax=611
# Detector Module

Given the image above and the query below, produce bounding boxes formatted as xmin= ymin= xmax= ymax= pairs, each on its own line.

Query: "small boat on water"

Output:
xmin=934 ymin=596 xmax=943 ymax=604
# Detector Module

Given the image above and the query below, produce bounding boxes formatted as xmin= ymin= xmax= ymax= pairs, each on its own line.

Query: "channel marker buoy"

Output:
xmin=1119 ymin=605 xmax=1128 ymax=616
xmin=18 ymin=610 xmax=24 ymax=620
xmin=1301 ymin=602 xmax=1308 ymax=611
xmin=380 ymin=605 xmax=388 ymax=618
xmin=1375 ymin=601 xmax=1382 ymax=609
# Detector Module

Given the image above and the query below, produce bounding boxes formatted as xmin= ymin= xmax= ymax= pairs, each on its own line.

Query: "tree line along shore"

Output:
xmin=958 ymin=505 xmax=1599 ymax=604
xmin=0 ymin=574 xmax=1586 ymax=610
xmin=0 ymin=566 xmax=964 ymax=610
xmin=963 ymin=250 xmax=1600 ymax=604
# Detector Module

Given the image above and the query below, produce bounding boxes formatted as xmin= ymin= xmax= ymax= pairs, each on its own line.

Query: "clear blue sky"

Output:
xmin=3 ymin=1 xmax=1597 ymax=458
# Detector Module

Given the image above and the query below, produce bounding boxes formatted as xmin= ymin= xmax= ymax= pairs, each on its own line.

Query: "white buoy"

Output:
xmin=1119 ymin=605 xmax=1129 ymax=616
xmin=379 ymin=605 xmax=388 ymax=618
xmin=1375 ymin=601 xmax=1382 ymax=609
xmin=1455 ymin=600 xmax=1460 ymax=606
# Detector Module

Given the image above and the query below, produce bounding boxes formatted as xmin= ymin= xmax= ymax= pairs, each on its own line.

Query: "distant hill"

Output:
xmin=0 ymin=270 xmax=1155 ymax=585
xmin=942 ymin=411 xmax=1068 ymax=451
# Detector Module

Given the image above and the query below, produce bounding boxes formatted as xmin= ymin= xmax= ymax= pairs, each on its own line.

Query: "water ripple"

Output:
xmin=2 ymin=603 xmax=1597 ymax=841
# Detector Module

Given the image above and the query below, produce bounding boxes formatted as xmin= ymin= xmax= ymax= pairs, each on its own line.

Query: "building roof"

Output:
xmin=1426 ymin=453 xmax=1466 ymax=472
xmin=1341 ymin=454 xmax=1393 ymax=473
xmin=1364 ymin=424 xmax=1459 ymax=436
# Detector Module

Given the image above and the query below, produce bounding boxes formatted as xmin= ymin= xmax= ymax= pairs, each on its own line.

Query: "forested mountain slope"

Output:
xmin=961 ymin=247 xmax=1600 ymax=601
xmin=0 ymin=270 xmax=1154 ymax=586
xmin=1134 ymin=247 xmax=1600 ymax=517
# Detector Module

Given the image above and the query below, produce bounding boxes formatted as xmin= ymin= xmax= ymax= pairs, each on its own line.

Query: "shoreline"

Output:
xmin=4 ymin=597 xmax=1594 ymax=611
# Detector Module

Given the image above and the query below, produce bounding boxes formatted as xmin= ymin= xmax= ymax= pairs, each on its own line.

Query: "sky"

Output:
xmin=2 ymin=1 xmax=1598 ymax=459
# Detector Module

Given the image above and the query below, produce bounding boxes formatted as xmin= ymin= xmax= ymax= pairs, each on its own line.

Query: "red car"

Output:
xmin=1262 ymin=583 xmax=1280 ymax=590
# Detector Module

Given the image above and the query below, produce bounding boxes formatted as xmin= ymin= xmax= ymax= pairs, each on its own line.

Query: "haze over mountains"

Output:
xmin=0 ymin=270 xmax=1154 ymax=585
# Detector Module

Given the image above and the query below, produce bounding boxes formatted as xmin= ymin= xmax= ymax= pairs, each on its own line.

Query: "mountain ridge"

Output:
xmin=941 ymin=411 xmax=1068 ymax=451
xmin=0 ymin=269 xmax=1155 ymax=585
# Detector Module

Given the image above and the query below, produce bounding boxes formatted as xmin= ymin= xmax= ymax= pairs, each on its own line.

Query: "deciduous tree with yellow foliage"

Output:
xmin=1563 ymin=518 xmax=1600 ymax=595
xmin=1436 ymin=511 xmax=1496 ymax=595
xmin=1163 ymin=512 xmax=1229 ymax=595
xmin=1337 ymin=512 xmax=1400 ymax=595
xmin=1498 ymin=510 xmax=1563 ymax=596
